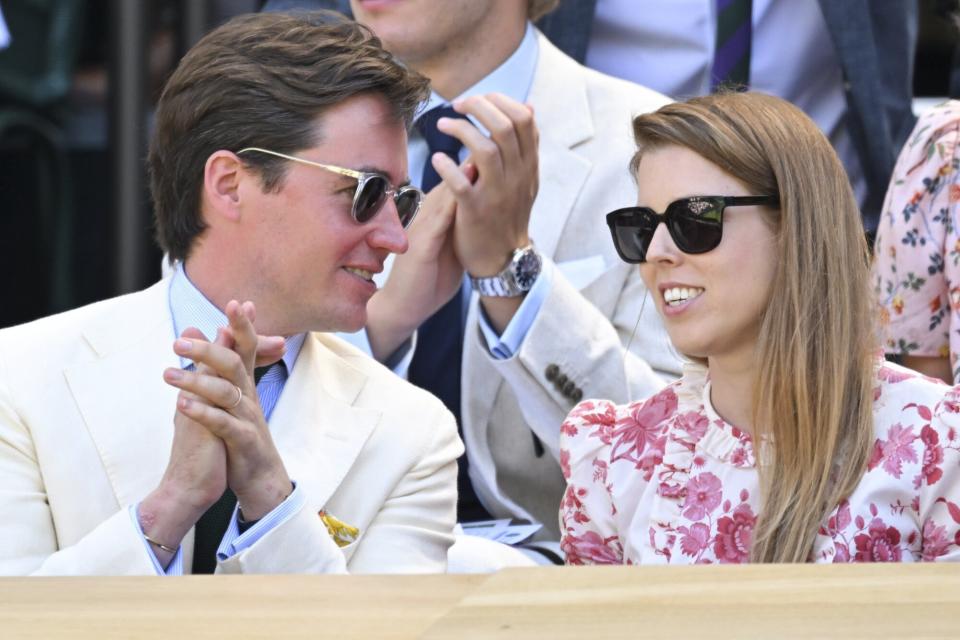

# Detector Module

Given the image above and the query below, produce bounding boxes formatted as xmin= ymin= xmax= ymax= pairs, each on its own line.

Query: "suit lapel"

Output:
xmin=64 ymin=280 xmax=180 ymax=510
xmin=268 ymin=333 xmax=380 ymax=512
xmin=526 ymin=32 xmax=594 ymax=259
xmin=64 ymin=283 xmax=379 ymax=562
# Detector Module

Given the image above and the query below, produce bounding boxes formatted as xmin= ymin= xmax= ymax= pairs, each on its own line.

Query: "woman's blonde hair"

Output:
xmin=630 ymin=92 xmax=877 ymax=562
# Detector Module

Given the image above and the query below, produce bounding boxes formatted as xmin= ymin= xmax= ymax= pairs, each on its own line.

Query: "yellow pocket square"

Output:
xmin=319 ymin=510 xmax=360 ymax=548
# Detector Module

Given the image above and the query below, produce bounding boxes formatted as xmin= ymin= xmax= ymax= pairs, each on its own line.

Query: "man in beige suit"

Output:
xmin=0 ymin=12 xmax=460 ymax=575
xmin=340 ymin=0 xmax=682 ymax=558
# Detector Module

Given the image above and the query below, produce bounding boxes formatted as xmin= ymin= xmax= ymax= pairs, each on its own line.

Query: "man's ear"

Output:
xmin=202 ymin=150 xmax=245 ymax=222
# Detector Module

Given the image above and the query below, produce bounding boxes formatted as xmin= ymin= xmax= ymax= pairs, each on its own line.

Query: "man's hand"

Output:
xmin=139 ymin=326 xmax=234 ymax=565
xmin=366 ymin=176 xmax=475 ymax=362
xmin=164 ymin=301 xmax=293 ymax=523
xmin=432 ymin=93 xmax=539 ymax=278
xmin=431 ymin=93 xmax=540 ymax=332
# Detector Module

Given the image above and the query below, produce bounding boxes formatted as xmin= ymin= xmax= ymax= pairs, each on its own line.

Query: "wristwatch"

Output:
xmin=470 ymin=244 xmax=542 ymax=297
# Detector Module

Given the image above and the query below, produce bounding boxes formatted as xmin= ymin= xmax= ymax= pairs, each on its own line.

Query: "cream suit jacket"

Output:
xmin=0 ymin=279 xmax=461 ymax=575
xmin=459 ymin=34 xmax=682 ymax=536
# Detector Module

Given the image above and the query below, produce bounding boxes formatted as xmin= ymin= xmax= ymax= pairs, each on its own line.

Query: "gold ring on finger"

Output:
xmin=228 ymin=384 xmax=242 ymax=409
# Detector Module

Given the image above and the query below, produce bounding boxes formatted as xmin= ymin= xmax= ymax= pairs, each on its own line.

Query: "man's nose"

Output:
xmin=368 ymin=198 xmax=409 ymax=255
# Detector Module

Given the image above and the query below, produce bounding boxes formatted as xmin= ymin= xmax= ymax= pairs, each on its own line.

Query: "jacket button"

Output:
xmin=545 ymin=364 xmax=560 ymax=381
xmin=555 ymin=373 xmax=569 ymax=389
xmin=562 ymin=380 xmax=576 ymax=397
xmin=570 ymin=388 xmax=583 ymax=403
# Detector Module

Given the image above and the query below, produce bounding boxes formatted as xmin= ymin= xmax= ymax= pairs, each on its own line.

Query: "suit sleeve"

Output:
xmin=216 ymin=401 xmax=461 ymax=574
xmin=0 ymin=380 xmax=158 ymax=575
xmin=470 ymin=259 xmax=679 ymax=461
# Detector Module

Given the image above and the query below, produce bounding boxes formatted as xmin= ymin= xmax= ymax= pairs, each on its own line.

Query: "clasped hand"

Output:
xmin=433 ymin=92 xmax=539 ymax=277
xmin=142 ymin=300 xmax=292 ymax=559
xmin=367 ymin=93 xmax=539 ymax=358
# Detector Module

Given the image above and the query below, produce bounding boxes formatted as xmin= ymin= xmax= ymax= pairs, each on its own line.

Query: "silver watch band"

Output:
xmin=469 ymin=245 xmax=541 ymax=298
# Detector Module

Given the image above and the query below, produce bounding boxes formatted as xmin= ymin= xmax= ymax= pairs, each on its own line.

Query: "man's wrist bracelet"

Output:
xmin=144 ymin=533 xmax=178 ymax=554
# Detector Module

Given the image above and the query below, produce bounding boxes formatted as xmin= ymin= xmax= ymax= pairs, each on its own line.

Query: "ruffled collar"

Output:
xmin=673 ymin=362 xmax=756 ymax=468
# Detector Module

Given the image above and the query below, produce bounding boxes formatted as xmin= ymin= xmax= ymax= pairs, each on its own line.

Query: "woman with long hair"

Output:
xmin=560 ymin=92 xmax=960 ymax=563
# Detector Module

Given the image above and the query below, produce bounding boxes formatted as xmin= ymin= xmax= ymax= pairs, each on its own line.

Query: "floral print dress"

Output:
xmin=873 ymin=100 xmax=960 ymax=381
xmin=559 ymin=361 xmax=960 ymax=564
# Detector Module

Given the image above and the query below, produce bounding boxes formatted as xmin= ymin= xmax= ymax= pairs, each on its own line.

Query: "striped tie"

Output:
xmin=408 ymin=105 xmax=492 ymax=523
xmin=711 ymin=0 xmax=752 ymax=92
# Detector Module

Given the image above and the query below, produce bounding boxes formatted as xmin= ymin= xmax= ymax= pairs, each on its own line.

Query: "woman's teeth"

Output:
xmin=663 ymin=286 xmax=704 ymax=306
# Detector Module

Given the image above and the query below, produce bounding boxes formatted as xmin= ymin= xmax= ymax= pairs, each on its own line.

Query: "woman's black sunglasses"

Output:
xmin=606 ymin=195 xmax=779 ymax=264
xmin=237 ymin=147 xmax=423 ymax=229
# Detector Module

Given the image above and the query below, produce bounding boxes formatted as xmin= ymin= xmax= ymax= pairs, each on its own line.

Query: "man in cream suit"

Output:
xmin=0 ymin=12 xmax=460 ymax=575
xmin=343 ymin=0 xmax=682 ymax=556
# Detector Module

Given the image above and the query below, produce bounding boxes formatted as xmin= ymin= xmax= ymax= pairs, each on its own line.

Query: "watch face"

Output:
xmin=514 ymin=251 xmax=541 ymax=290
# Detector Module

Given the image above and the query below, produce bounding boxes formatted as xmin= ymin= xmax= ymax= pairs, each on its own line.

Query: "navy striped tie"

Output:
xmin=408 ymin=105 xmax=492 ymax=522
xmin=711 ymin=0 xmax=752 ymax=92
xmin=408 ymin=105 xmax=467 ymax=426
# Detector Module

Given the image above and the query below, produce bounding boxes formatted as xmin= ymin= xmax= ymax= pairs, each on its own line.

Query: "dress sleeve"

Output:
xmin=559 ymin=399 xmax=624 ymax=565
xmin=917 ymin=387 xmax=960 ymax=561
xmin=873 ymin=105 xmax=960 ymax=369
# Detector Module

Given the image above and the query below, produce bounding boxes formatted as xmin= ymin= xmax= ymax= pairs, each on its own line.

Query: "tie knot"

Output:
xmin=416 ymin=105 xmax=468 ymax=158
xmin=255 ymin=361 xmax=287 ymax=386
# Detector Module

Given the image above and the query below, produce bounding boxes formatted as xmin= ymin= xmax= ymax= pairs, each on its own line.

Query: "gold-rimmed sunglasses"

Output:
xmin=237 ymin=147 xmax=423 ymax=229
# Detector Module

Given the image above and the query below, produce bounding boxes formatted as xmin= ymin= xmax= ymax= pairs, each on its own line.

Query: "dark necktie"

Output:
xmin=191 ymin=362 xmax=286 ymax=574
xmin=408 ymin=105 xmax=492 ymax=522
xmin=711 ymin=0 xmax=752 ymax=92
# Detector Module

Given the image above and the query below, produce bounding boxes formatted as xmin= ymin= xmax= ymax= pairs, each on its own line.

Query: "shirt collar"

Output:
xmin=168 ymin=264 xmax=306 ymax=373
xmin=418 ymin=22 xmax=540 ymax=128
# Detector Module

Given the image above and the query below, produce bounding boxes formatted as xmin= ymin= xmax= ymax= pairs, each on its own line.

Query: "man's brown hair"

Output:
xmin=149 ymin=11 xmax=430 ymax=262
xmin=528 ymin=0 xmax=561 ymax=21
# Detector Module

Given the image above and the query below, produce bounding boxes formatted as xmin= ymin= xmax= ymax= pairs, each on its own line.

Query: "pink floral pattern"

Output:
xmin=560 ymin=361 xmax=960 ymax=564
xmin=873 ymin=101 xmax=960 ymax=382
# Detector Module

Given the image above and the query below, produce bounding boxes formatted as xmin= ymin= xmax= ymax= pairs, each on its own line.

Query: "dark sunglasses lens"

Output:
xmin=668 ymin=200 xmax=723 ymax=254
xmin=394 ymin=189 xmax=421 ymax=228
xmin=354 ymin=175 xmax=389 ymax=223
xmin=612 ymin=211 xmax=657 ymax=263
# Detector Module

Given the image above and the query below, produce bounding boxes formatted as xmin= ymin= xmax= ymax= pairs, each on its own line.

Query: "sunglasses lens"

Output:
xmin=354 ymin=175 xmax=389 ymax=223
xmin=668 ymin=199 xmax=723 ymax=254
xmin=610 ymin=210 xmax=657 ymax=263
xmin=394 ymin=188 xmax=422 ymax=228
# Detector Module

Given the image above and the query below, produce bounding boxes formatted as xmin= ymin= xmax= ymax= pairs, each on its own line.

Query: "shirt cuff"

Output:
xmin=216 ymin=482 xmax=305 ymax=561
xmin=130 ymin=504 xmax=184 ymax=576
xmin=477 ymin=259 xmax=554 ymax=359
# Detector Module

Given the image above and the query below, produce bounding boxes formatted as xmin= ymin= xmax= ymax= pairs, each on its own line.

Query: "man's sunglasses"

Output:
xmin=237 ymin=147 xmax=423 ymax=229
xmin=605 ymin=195 xmax=779 ymax=263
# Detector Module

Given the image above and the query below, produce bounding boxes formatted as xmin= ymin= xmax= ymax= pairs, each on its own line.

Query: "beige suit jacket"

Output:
xmin=460 ymin=34 xmax=682 ymax=536
xmin=0 ymin=279 xmax=461 ymax=575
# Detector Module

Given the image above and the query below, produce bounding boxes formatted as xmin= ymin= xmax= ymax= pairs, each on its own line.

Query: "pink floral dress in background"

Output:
xmin=873 ymin=100 xmax=960 ymax=382
xmin=559 ymin=361 xmax=960 ymax=564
